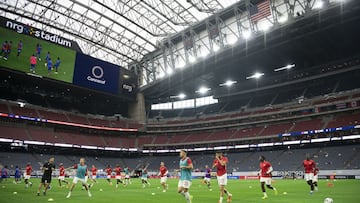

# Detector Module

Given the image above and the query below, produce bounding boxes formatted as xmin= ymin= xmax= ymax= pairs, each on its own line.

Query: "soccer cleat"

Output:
xmin=315 ymin=187 xmax=318 ymax=191
xmin=88 ymin=191 xmax=92 ymax=197
xmin=274 ymin=188 xmax=278 ymax=195
xmin=163 ymin=190 xmax=166 ymax=192
xmin=190 ymin=195 xmax=193 ymax=203
xmin=66 ymin=192 xmax=71 ymax=198
xmin=227 ymin=194 xmax=232 ymax=202
xmin=262 ymin=195 xmax=268 ymax=200
xmin=36 ymin=192 xmax=40 ymax=196
xmin=43 ymin=191 xmax=46 ymax=196
xmin=209 ymin=189 xmax=213 ymax=191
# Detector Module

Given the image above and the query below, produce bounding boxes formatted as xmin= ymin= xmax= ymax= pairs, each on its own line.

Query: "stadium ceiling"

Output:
xmin=0 ymin=0 xmax=240 ymax=67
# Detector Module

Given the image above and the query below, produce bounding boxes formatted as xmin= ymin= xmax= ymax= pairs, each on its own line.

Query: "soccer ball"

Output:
xmin=324 ymin=197 xmax=333 ymax=203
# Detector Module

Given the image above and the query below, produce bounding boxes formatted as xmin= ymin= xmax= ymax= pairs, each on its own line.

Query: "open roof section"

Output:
xmin=0 ymin=0 xmax=240 ymax=67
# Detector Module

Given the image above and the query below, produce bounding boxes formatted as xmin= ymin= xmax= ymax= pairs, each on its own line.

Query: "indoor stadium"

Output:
xmin=0 ymin=0 xmax=359 ymax=203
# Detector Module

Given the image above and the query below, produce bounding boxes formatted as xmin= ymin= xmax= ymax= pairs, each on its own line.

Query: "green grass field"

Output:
xmin=0 ymin=178 xmax=359 ymax=203
xmin=0 ymin=27 xmax=76 ymax=83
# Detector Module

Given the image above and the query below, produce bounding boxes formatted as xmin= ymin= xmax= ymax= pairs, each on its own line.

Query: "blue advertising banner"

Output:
xmin=73 ymin=53 xmax=120 ymax=94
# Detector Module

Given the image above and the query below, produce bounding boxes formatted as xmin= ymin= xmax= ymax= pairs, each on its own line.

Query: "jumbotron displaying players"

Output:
xmin=303 ymin=154 xmax=316 ymax=194
xmin=213 ymin=151 xmax=232 ymax=203
xmin=24 ymin=162 xmax=33 ymax=188
xmin=203 ymin=165 xmax=212 ymax=191
xmin=105 ymin=165 xmax=112 ymax=186
xmin=36 ymin=157 xmax=55 ymax=196
xmin=177 ymin=149 xmax=193 ymax=203
xmin=258 ymin=156 xmax=277 ymax=199
xmin=66 ymin=158 xmax=92 ymax=198
xmin=17 ymin=40 xmax=23 ymax=57
xmin=114 ymin=164 xmax=124 ymax=189
xmin=159 ymin=162 xmax=168 ymax=192
xmin=141 ymin=166 xmax=151 ymax=188
xmin=58 ymin=163 xmax=69 ymax=187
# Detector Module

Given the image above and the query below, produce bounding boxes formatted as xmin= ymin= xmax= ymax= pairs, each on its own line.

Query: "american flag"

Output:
xmin=249 ymin=0 xmax=272 ymax=22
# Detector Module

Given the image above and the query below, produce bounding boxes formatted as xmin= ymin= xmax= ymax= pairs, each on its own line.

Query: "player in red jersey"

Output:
xmin=259 ymin=156 xmax=277 ymax=199
xmin=89 ymin=165 xmax=98 ymax=186
xmin=313 ymin=167 xmax=319 ymax=191
xmin=58 ymin=163 xmax=69 ymax=187
xmin=114 ymin=164 xmax=124 ymax=189
xmin=159 ymin=162 xmax=169 ymax=192
xmin=105 ymin=165 xmax=112 ymax=185
xmin=303 ymin=154 xmax=316 ymax=194
xmin=213 ymin=151 xmax=232 ymax=203
xmin=24 ymin=162 xmax=33 ymax=188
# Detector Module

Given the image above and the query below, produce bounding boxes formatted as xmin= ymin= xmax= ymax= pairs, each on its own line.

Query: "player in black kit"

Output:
xmin=37 ymin=157 xmax=55 ymax=196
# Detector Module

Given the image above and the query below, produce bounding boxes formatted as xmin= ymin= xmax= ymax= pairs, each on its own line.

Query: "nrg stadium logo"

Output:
xmin=5 ymin=20 xmax=72 ymax=48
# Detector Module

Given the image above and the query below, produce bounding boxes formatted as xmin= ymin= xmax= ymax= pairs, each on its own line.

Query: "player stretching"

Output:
xmin=114 ymin=164 xmax=124 ymax=189
xmin=105 ymin=165 xmax=113 ymax=185
xmin=159 ymin=162 xmax=168 ymax=192
xmin=37 ymin=157 xmax=55 ymax=196
xmin=124 ymin=166 xmax=131 ymax=185
xmin=213 ymin=151 xmax=232 ymax=203
xmin=178 ymin=150 xmax=193 ymax=203
xmin=303 ymin=154 xmax=316 ymax=194
xmin=259 ymin=156 xmax=277 ymax=199
xmin=141 ymin=166 xmax=151 ymax=188
xmin=89 ymin=165 xmax=98 ymax=186
xmin=203 ymin=165 xmax=212 ymax=191
xmin=58 ymin=163 xmax=69 ymax=187
xmin=313 ymin=167 xmax=319 ymax=191
xmin=66 ymin=158 xmax=92 ymax=198
xmin=24 ymin=163 xmax=33 ymax=188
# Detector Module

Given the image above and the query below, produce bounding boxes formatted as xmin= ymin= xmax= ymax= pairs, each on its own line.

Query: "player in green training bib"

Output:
xmin=66 ymin=158 xmax=91 ymax=198
xmin=177 ymin=150 xmax=193 ymax=203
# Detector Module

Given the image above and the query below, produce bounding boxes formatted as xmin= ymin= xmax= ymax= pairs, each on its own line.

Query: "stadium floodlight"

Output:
xmin=166 ymin=68 xmax=173 ymax=75
xmin=219 ymin=80 xmax=237 ymax=87
xmin=274 ymin=64 xmax=295 ymax=72
xmin=213 ymin=44 xmax=220 ymax=52
xmin=196 ymin=86 xmax=211 ymax=94
xmin=246 ymin=72 xmax=264 ymax=79
xmin=178 ymin=93 xmax=186 ymax=99
xmin=189 ymin=55 xmax=196 ymax=63
xmin=176 ymin=61 xmax=186 ymax=69
xmin=259 ymin=23 xmax=271 ymax=32
xmin=227 ymin=36 xmax=238 ymax=45
xmin=242 ymin=30 xmax=251 ymax=40
xmin=313 ymin=0 xmax=324 ymax=9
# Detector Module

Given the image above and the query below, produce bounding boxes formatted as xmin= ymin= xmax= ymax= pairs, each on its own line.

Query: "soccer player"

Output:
xmin=313 ymin=167 xmax=319 ymax=191
xmin=0 ymin=165 xmax=8 ymax=183
xmin=30 ymin=54 xmax=37 ymax=73
xmin=105 ymin=165 xmax=112 ymax=185
xmin=203 ymin=165 xmax=212 ymax=191
xmin=66 ymin=158 xmax=92 ymax=198
xmin=178 ymin=149 xmax=193 ymax=203
xmin=47 ymin=58 xmax=53 ymax=75
xmin=24 ymin=163 xmax=33 ymax=188
xmin=124 ymin=166 xmax=131 ymax=185
xmin=141 ymin=166 xmax=151 ymax=188
xmin=259 ymin=155 xmax=277 ymax=199
xmin=45 ymin=51 xmax=51 ymax=67
xmin=213 ymin=151 xmax=232 ymax=203
xmin=114 ymin=164 xmax=124 ymax=189
xmin=54 ymin=57 xmax=61 ymax=74
xmin=159 ymin=162 xmax=168 ymax=192
xmin=36 ymin=44 xmax=42 ymax=60
xmin=90 ymin=165 xmax=98 ymax=186
xmin=303 ymin=154 xmax=316 ymax=194
xmin=0 ymin=41 xmax=7 ymax=58
xmin=37 ymin=157 xmax=55 ymax=196
xmin=17 ymin=40 xmax=23 ymax=57
xmin=14 ymin=166 xmax=21 ymax=184
xmin=4 ymin=41 xmax=12 ymax=60
xmin=58 ymin=163 xmax=69 ymax=187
